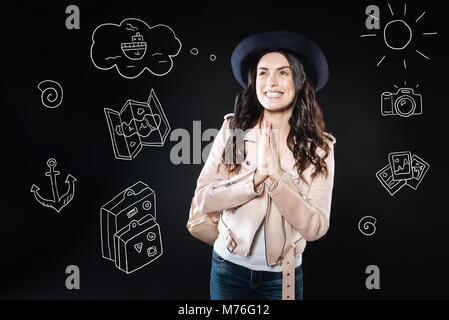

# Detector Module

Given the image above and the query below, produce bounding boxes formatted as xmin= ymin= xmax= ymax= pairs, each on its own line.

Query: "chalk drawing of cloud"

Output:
xmin=90 ymin=18 xmax=182 ymax=79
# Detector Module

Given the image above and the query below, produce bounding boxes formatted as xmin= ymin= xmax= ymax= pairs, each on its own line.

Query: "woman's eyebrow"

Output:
xmin=257 ymin=66 xmax=291 ymax=70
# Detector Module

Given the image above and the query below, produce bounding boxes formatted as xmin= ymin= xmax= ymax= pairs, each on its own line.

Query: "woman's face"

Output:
xmin=255 ymin=52 xmax=295 ymax=112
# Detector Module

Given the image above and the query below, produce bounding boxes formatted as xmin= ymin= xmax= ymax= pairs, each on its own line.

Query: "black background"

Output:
xmin=1 ymin=0 xmax=447 ymax=300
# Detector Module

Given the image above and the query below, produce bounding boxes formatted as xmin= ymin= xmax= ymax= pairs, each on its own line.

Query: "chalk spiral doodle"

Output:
xmin=37 ymin=80 xmax=63 ymax=108
xmin=210 ymin=54 xmax=216 ymax=61
xmin=190 ymin=48 xmax=199 ymax=55
xmin=358 ymin=216 xmax=377 ymax=236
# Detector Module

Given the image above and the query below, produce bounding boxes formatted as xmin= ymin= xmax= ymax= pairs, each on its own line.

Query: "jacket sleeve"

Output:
xmin=194 ymin=117 xmax=264 ymax=214
xmin=267 ymin=139 xmax=336 ymax=241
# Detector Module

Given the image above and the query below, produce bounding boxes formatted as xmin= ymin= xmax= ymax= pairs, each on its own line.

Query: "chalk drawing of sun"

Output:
xmin=361 ymin=3 xmax=438 ymax=69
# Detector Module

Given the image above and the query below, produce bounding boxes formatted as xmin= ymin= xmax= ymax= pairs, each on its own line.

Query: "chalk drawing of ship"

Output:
xmin=121 ymin=32 xmax=147 ymax=60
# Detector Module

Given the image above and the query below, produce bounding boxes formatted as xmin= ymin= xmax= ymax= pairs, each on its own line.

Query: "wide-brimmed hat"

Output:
xmin=231 ymin=31 xmax=328 ymax=92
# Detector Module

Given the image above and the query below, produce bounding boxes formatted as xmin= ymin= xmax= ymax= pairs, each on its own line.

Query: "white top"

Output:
xmin=213 ymin=222 xmax=302 ymax=272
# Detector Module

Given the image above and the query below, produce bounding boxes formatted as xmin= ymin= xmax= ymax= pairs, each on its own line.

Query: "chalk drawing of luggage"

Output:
xmin=100 ymin=181 xmax=156 ymax=261
xmin=114 ymin=214 xmax=163 ymax=274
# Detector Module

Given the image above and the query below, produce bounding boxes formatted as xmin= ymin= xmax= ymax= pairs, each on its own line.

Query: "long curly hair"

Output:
xmin=221 ymin=50 xmax=333 ymax=182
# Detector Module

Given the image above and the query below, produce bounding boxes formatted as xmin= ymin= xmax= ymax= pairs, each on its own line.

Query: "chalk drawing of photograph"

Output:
xmin=406 ymin=154 xmax=430 ymax=190
xmin=376 ymin=151 xmax=429 ymax=196
xmin=104 ymin=89 xmax=170 ymax=160
xmin=30 ymin=158 xmax=76 ymax=213
xmin=90 ymin=18 xmax=182 ymax=79
xmin=100 ymin=181 xmax=163 ymax=274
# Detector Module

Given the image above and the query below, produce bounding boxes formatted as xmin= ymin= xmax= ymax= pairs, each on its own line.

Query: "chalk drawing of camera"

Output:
xmin=381 ymin=88 xmax=422 ymax=117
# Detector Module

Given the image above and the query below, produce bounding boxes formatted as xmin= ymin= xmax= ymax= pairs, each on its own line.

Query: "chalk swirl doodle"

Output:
xmin=37 ymin=80 xmax=63 ymax=108
xmin=358 ymin=216 xmax=377 ymax=236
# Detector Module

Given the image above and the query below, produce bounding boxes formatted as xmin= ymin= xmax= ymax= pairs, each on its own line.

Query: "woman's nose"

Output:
xmin=268 ymin=74 xmax=279 ymax=86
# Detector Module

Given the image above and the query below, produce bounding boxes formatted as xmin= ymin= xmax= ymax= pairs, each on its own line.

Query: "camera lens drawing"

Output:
xmin=361 ymin=3 xmax=438 ymax=69
xmin=381 ymin=82 xmax=422 ymax=117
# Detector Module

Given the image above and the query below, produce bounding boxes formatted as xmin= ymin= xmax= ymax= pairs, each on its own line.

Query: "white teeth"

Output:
xmin=265 ymin=92 xmax=282 ymax=98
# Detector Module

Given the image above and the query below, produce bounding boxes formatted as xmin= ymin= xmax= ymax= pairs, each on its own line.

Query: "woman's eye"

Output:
xmin=280 ymin=71 xmax=289 ymax=75
xmin=259 ymin=72 xmax=266 ymax=76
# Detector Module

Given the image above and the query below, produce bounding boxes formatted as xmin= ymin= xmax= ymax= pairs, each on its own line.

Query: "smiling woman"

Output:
xmin=256 ymin=53 xmax=296 ymax=113
xmin=192 ymin=31 xmax=336 ymax=300
xmin=224 ymin=49 xmax=328 ymax=182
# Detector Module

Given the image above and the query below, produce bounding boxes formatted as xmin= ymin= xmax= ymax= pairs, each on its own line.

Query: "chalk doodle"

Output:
xmin=189 ymin=47 xmax=217 ymax=61
xmin=104 ymin=89 xmax=170 ymax=160
xmin=100 ymin=181 xmax=163 ymax=274
xmin=376 ymin=151 xmax=429 ymax=196
xmin=30 ymin=158 xmax=76 ymax=213
xmin=381 ymin=82 xmax=422 ymax=117
xmin=90 ymin=18 xmax=182 ymax=79
xmin=361 ymin=3 xmax=438 ymax=70
xmin=358 ymin=216 xmax=377 ymax=236
xmin=37 ymin=80 xmax=63 ymax=109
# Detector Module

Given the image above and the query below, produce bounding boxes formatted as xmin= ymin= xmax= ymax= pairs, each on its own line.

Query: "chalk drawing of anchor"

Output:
xmin=30 ymin=158 xmax=77 ymax=213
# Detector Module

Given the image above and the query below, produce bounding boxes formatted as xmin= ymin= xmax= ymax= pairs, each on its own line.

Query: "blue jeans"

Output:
xmin=210 ymin=250 xmax=303 ymax=300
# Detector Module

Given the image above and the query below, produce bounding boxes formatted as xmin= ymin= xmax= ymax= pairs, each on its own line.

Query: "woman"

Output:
xmin=193 ymin=31 xmax=336 ymax=300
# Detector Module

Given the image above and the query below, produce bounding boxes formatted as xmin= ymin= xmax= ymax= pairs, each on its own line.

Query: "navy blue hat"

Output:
xmin=231 ymin=31 xmax=328 ymax=92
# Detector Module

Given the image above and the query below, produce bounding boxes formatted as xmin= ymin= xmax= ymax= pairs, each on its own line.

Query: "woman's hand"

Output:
xmin=257 ymin=120 xmax=284 ymax=184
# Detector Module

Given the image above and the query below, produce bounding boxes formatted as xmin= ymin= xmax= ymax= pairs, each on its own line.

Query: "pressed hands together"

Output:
xmin=253 ymin=120 xmax=285 ymax=189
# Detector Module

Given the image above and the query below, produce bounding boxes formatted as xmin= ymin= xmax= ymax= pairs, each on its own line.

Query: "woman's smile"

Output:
xmin=264 ymin=90 xmax=284 ymax=98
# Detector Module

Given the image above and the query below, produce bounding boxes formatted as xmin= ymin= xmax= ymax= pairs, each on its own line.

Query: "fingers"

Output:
xmin=258 ymin=121 xmax=270 ymax=175
xmin=258 ymin=125 xmax=267 ymax=174
xmin=265 ymin=120 xmax=271 ymax=145
xmin=258 ymin=120 xmax=283 ymax=178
